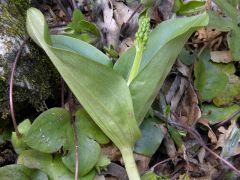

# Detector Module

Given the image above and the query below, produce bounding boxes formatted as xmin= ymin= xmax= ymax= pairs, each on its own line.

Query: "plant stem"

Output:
xmin=121 ymin=148 xmax=140 ymax=180
xmin=127 ymin=48 xmax=143 ymax=85
xmin=9 ymin=36 xmax=29 ymax=138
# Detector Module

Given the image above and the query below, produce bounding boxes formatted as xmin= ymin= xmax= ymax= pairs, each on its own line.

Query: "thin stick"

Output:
xmin=150 ymin=158 xmax=171 ymax=170
xmin=216 ymin=109 xmax=240 ymax=127
xmin=9 ymin=37 xmax=29 ymax=138
xmin=68 ymin=93 xmax=79 ymax=180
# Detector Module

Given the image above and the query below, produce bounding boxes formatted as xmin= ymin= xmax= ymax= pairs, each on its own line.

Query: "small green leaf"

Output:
xmin=176 ymin=0 xmax=205 ymax=15
xmin=0 ymin=164 xmax=48 ymax=180
xmin=78 ymin=20 xmax=100 ymax=37
xmin=79 ymin=170 xmax=96 ymax=180
xmin=25 ymin=108 xmax=71 ymax=153
xmin=179 ymin=47 xmax=197 ymax=65
xmin=134 ymin=118 xmax=164 ymax=156
xmin=194 ymin=50 xmax=228 ymax=100
xmin=201 ymin=104 xmax=240 ymax=124
xmin=17 ymin=150 xmax=75 ymax=180
xmin=62 ymin=131 xmax=101 ymax=176
xmin=75 ymin=109 xmax=110 ymax=144
xmin=12 ymin=119 xmax=31 ymax=154
xmin=71 ymin=9 xmax=85 ymax=25
xmin=95 ymin=152 xmax=111 ymax=173
xmin=141 ymin=170 xmax=164 ymax=180
xmin=168 ymin=126 xmax=183 ymax=148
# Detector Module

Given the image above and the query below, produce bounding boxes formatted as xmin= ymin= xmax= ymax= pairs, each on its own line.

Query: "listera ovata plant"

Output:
xmin=26 ymin=7 xmax=209 ymax=180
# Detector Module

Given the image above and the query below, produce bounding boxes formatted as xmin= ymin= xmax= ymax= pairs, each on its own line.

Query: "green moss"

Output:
xmin=0 ymin=1 xmax=60 ymax=120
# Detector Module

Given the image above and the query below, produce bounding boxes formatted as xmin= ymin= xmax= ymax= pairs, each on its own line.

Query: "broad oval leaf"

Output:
xmin=62 ymin=132 xmax=101 ymax=176
xmin=26 ymin=8 xmax=141 ymax=151
xmin=194 ymin=50 xmax=228 ymax=100
xmin=25 ymin=108 xmax=71 ymax=153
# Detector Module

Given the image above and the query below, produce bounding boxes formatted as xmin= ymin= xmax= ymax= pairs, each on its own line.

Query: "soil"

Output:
xmin=0 ymin=141 xmax=17 ymax=167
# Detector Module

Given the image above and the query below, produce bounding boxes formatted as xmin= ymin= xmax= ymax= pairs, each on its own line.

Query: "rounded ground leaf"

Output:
xmin=25 ymin=108 xmax=71 ymax=153
xmin=62 ymin=132 xmax=101 ymax=176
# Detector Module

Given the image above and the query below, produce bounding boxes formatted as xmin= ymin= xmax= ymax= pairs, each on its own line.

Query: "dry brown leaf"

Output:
xmin=192 ymin=27 xmax=222 ymax=48
xmin=176 ymin=59 xmax=191 ymax=77
xmin=164 ymin=131 xmax=177 ymax=160
xmin=101 ymin=144 xmax=121 ymax=162
xmin=198 ymin=147 xmax=206 ymax=164
xmin=134 ymin=154 xmax=151 ymax=174
xmin=96 ymin=0 xmax=120 ymax=48
xmin=216 ymin=123 xmax=235 ymax=149
xmin=198 ymin=118 xmax=217 ymax=143
xmin=175 ymin=83 xmax=201 ymax=126
xmin=211 ymin=51 xmax=233 ymax=63
xmin=113 ymin=2 xmax=138 ymax=29
xmin=170 ymin=77 xmax=187 ymax=113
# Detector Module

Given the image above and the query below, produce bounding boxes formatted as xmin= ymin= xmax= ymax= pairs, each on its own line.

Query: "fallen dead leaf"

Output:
xmin=175 ymin=82 xmax=201 ymax=126
xmin=113 ymin=2 xmax=138 ymax=32
xmin=198 ymin=118 xmax=217 ymax=144
xmin=216 ymin=124 xmax=233 ymax=149
xmin=198 ymin=147 xmax=206 ymax=164
xmin=211 ymin=50 xmax=233 ymax=63
xmin=164 ymin=131 xmax=177 ymax=160
xmin=216 ymin=122 xmax=240 ymax=158
xmin=134 ymin=154 xmax=151 ymax=174
xmin=96 ymin=0 xmax=120 ymax=48
xmin=101 ymin=144 xmax=121 ymax=162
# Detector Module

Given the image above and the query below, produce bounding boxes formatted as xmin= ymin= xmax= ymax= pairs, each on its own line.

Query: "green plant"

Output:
xmin=10 ymin=108 xmax=110 ymax=179
xmin=63 ymin=9 xmax=100 ymax=44
xmin=0 ymin=7 xmax=208 ymax=180
xmin=174 ymin=0 xmax=206 ymax=15
xmin=25 ymin=7 xmax=208 ymax=180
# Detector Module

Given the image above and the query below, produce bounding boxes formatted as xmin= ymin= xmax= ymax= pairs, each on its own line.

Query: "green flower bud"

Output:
xmin=135 ymin=15 xmax=150 ymax=50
